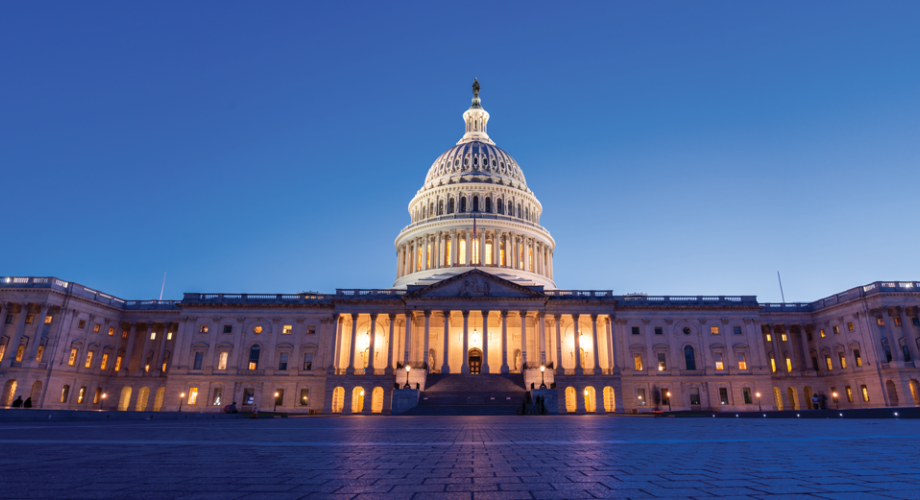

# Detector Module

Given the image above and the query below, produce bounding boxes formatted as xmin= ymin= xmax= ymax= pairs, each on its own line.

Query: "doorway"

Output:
xmin=469 ymin=348 xmax=482 ymax=374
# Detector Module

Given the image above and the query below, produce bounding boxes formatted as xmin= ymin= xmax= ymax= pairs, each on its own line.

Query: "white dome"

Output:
xmin=423 ymin=141 xmax=527 ymax=189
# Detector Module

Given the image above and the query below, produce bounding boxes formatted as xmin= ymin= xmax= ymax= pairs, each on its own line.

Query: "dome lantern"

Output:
xmin=458 ymin=78 xmax=495 ymax=146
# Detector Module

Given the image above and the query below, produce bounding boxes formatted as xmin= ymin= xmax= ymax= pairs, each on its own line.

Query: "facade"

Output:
xmin=2 ymin=84 xmax=920 ymax=415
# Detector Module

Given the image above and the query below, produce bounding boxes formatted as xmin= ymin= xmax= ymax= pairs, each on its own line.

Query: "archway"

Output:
xmin=886 ymin=380 xmax=900 ymax=406
xmin=118 ymin=387 xmax=132 ymax=411
xmin=30 ymin=381 xmax=42 ymax=402
xmin=136 ymin=387 xmax=149 ymax=411
xmin=909 ymin=380 xmax=920 ymax=405
xmin=371 ymin=387 xmax=384 ymax=414
xmin=773 ymin=387 xmax=783 ymax=410
xmin=603 ymin=386 xmax=616 ymax=412
xmin=351 ymin=387 xmax=365 ymax=413
xmin=331 ymin=387 xmax=344 ymax=413
xmin=468 ymin=348 xmax=482 ymax=375
xmin=584 ymin=386 xmax=597 ymax=413
xmin=804 ymin=387 xmax=814 ymax=410
xmin=2 ymin=380 xmax=16 ymax=407
xmin=565 ymin=387 xmax=576 ymax=413
xmin=153 ymin=387 xmax=165 ymax=412
xmin=786 ymin=387 xmax=798 ymax=410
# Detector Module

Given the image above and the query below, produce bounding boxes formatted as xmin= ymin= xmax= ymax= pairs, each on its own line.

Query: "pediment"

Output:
xmin=406 ymin=270 xmax=544 ymax=299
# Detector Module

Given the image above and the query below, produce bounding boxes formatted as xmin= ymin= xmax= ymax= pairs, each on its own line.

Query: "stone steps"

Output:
xmin=399 ymin=404 xmax=524 ymax=416
xmin=413 ymin=374 xmax=530 ymax=415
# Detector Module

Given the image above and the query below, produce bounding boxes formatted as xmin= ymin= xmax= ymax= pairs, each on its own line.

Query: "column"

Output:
xmin=403 ymin=312 xmax=412 ymax=365
xmin=500 ymin=233 xmax=507 ymax=267
xmin=121 ymin=323 xmax=137 ymax=375
xmin=769 ymin=324 xmax=782 ymax=374
xmin=519 ymin=311 xmax=528 ymax=369
xmin=423 ymin=311 xmax=431 ymax=371
xmin=799 ymin=324 xmax=812 ymax=374
xmin=441 ymin=311 xmax=451 ymax=373
xmin=783 ymin=324 xmax=797 ymax=371
xmin=7 ymin=303 xmax=29 ymax=363
xmin=539 ymin=312 xmax=546 ymax=365
xmin=450 ymin=229 xmax=458 ymax=266
xmin=899 ymin=308 xmax=920 ymax=361
xmin=607 ymin=317 xmax=618 ymax=372
xmin=155 ymin=322 xmax=170 ymax=374
xmin=385 ymin=314 xmax=396 ymax=375
xmin=27 ymin=303 xmax=50 ymax=361
xmin=332 ymin=315 xmax=344 ymax=372
xmin=347 ymin=313 xmax=358 ymax=375
xmin=465 ymin=230 xmax=471 ymax=266
xmin=461 ymin=311 xmax=470 ymax=373
xmin=574 ymin=314 xmax=584 ymax=375
xmin=421 ymin=235 xmax=429 ymax=271
xmin=437 ymin=232 xmax=444 ymax=268
xmin=482 ymin=311 xmax=491 ymax=374
xmin=500 ymin=310 xmax=509 ymax=374
xmin=479 ymin=229 xmax=486 ymax=266
xmin=510 ymin=233 xmax=517 ymax=269
xmin=554 ymin=314 xmax=564 ymax=375
xmin=591 ymin=314 xmax=601 ymax=375
xmin=136 ymin=321 xmax=155 ymax=375
xmin=367 ymin=314 xmax=378 ymax=372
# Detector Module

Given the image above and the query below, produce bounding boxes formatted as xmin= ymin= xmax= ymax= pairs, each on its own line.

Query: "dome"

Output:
xmin=423 ymin=142 xmax=527 ymax=188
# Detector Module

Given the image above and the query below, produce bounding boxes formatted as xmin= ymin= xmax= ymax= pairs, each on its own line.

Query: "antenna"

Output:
xmin=159 ymin=272 xmax=167 ymax=301
xmin=777 ymin=271 xmax=786 ymax=303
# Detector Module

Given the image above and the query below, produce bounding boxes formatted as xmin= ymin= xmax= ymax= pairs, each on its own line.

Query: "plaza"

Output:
xmin=0 ymin=415 xmax=919 ymax=500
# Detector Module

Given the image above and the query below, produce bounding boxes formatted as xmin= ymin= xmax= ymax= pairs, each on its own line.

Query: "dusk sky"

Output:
xmin=2 ymin=2 xmax=918 ymax=303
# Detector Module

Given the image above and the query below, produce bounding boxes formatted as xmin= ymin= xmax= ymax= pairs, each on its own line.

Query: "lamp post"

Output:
xmin=274 ymin=391 xmax=279 ymax=413
xmin=179 ymin=392 xmax=185 ymax=412
xmin=404 ymin=365 xmax=411 ymax=388
xmin=540 ymin=365 xmax=546 ymax=388
xmin=666 ymin=391 xmax=671 ymax=412
xmin=832 ymin=391 xmax=839 ymax=410
xmin=100 ymin=393 xmax=107 ymax=410
xmin=756 ymin=392 xmax=761 ymax=412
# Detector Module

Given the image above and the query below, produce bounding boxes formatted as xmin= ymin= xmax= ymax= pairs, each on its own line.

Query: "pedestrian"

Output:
xmin=23 ymin=397 xmax=32 ymax=408
xmin=812 ymin=394 xmax=819 ymax=410
xmin=11 ymin=396 xmax=23 ymax=408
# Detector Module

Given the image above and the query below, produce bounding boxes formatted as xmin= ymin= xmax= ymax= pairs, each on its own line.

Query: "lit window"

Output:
xmin=838 ymin=353 xmax=847 ymax=369
xmin=446 ymin=240 xmax=452 ymax=264
xmin=193 ymin=352 xmax=203 ymax=370
xmin=894 ymin=317 xmax=902 ymax=326
xmin=854 ymin=349 xmax=862 ymax=367
xmin=657 ymin=353 xmax=666 ymax=371
xmin=218 ymin=352 xmax=228 ymax=370
xmin=861 ymin=385 xmax=869 ymax=402
xmin=303 ymin=352 xmax=314 ymax=371
xmin=770 ymin=354 xmax=776 ymax=373
xmin=459 ymin=240 xmax=467 ymax=265
xmin=100 ymin=353 xmax=109 ymax=370
xmin=633 ymin=354 xmax=643 ymax=371
xmin=60 ymin=385 xmax=70 ymax=403
xmin=781 ymin=334 xmax=787 ymax=342
xmin=306 ymin=326 xmax=316 ymax=335
xmin=877 ymin=318 xmax=885 ymax=326
xmin=824 ymin=355 xmax=833 ymax=371
xmin=485 ymin=242 xmax=493 ymax=265
xmin=108 ymin=327 xmax=114 ymax=336
xmin=766 ymin=334 xmax=772 ymax=342
xmin=654 ymin=327 xmax=663 ymax=335
xmin=719 ymin=387 xmax=729 ymax=405
xmin=114 ymin=355 xmax=123 ymax=371
xmin=167 ymin=331 xmax=173 ymax=340
xmin=35 ymin=345 xmax=44 ymax=362
xmin=122 ymin=330 xmax=128 ymax=339
xmin=150 ymin=332 xmax=156 ymax=340
xmin=93 ymin=324 xmax=100 ymax=333
xmin=93 ymin=388 xmax=102 ymax=404
xmin=710 ymin=326 xmax=719 ymax=335
xmin=785 ymin=356 xmax=792 ymax=372
xmin=242 ymin=388 xmax=255 ymax=406
xmin=223 ymin=325 xmax=232 ymax=334
xmin=211 ymin=388 xmax=223 ymax=406
xmin=300 ymin=388 xmax=310 ymax=406
xmin=278 ymin=352 xmax=289 ymax=371
xmin=199 ymin=325 xmax=209 ymax=333
xmin=845 ymin=386 xmax=854 ymax=402
xmin=738 ymin=352 xmax=747 ymax=370
xmin=78 ymin=320 xmax=86 ymax=329
xmin=832 ymin=326 xmax=840 ymax=335
xmin=188 ymin=388 xmax=198 ymax=405
xmin=15 ymin=345 xmax=24 ymax=362
xmin=847 ymin=322 xmax=854 ymax=331
xmin=77 ymin=386 xmax=86 ymax=404
xmin=637 ymin=388 xmax=646 ymax=406
xmin=25 ymin=315 xmax=34 ymax=325
xmin=282 ymin=325 xmax=293 ymax=335
xmin=631 ymin=326 xmax=640 ymax=335
xmin=254 ymin=326 xmax=263 ymax=334
xmin=68 ymin=348 xmax=78 ymax=366
xmin=248 ymin=346 xmax=260 ymax=370
xmin=733 ymin=326 xmax=742 ymax=335
xmin=44 ymin=315 xmax=53 ymax=324
xmin=0 ymin=344 xmax=6 ymax=362
xmin=715 ymin=352 xmax=724 ymax=370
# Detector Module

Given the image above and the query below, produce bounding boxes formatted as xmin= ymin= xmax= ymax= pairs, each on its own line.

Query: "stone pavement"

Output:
xmin=0 ymin=415 xmax=919 ymax=500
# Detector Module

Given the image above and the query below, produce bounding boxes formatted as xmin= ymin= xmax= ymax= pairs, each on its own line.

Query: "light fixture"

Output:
xmin=360 ymin=390 xmax=365 ymax=396
xmin=584 ymin=389 xmax=589 ymax=396
xmin=471 ymin=329 xmax=480 ymax=345
xmin=578 ymin=330 xmax=587 ymax=349
xmin=361 ymin=331 xmax=370 ymax=349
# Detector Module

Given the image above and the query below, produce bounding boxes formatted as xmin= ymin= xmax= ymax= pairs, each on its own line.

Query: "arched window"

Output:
xmin=485 ymin=197 xmax=492 ymax=212
xmin=438 ymin=200 xmax=444 ymax=215
xmin=472 ymin=196 xmax=479 ymax=212
xmin=497 ymin=199 xmax=503 ymax=214
xmin=429 ymin=202 xmax=434 ymax=217
xmin=460 ymin=197 xmax=467 ymax=213
xmin=525 ymin=207 xmax=529 ymax=220
xmin=248 ymin=346 xmax=261 ymax=370
xmin=517 ymin=204 xmax=522 ymax=218
xmin=448 ymin=198 xmax=455 ymax=214
xmin=684 ymin=346 xmax=696 ymax=371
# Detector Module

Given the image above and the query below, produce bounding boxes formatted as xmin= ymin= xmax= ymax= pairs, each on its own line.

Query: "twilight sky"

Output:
xmin=2 ymin=2 xmax=918 ymax=302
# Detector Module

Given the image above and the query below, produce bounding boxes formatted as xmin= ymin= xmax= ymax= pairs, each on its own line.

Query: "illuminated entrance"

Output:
xmin=468 ymin=348 xmax=482 ymax=374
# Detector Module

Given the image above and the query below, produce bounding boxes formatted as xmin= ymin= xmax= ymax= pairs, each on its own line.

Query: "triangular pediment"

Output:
xmin=406 ymin=270 xmax=544 ymax=299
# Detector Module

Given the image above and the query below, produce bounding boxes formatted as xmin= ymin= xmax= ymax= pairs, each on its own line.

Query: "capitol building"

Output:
xmin=2 ymin=83 xmax=920 ymax=415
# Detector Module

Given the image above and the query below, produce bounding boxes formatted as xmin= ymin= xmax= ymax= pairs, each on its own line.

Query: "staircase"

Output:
xmin=401 ymin=373 xmax=528 ymax=415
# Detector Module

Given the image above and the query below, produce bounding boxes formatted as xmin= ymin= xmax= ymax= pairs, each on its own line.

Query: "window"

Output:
xmin=631 ymin=326 xmax=640 ymax=335
xmin=770 ymin=353 xmax=776 ymax=373
xmin=100 ymin=353 xmax=109 ymax=370
xmin=683 ymin=327 xmax=691 ymax=335
xmin=193 ymin=352 xmax=203 ymax=370
xmin=68 ymin=348 xmax=78 ymax=366
xmin=785 ymin=356 xmax=792 ymax=372
xmin=913 ymin=317 xmax=920 ymax=326
xmin=738 ymin=352 xmax=747 ymax=370
xmin=44 ymin=315 xmax=52 ymax=324
xmin=188 ymin=388 xmax=198 ymax=405
xmin=819 ymin=329 xmax=825 ymax=338
xmin=108 ymin=327 xmax=114 ymax=336
xmin=845 ymin=386 xmax=854 ymax=402
xmin=903 ymin=345 xmax=911 ymax=362
xmin=877 ymin=317 xmax=885 ymax=326
xmin=211 ymin=387 xmax=223 ymax=406
xmin=684 ymin=346 xmax=696 ymax=370
xmin=710 ymin=326 xmax=719 ymax=335
xmin=36 ymin=345 xmax=44 ymax=362
xmin=654 ymin=327 xmax=663 ymax=335
xmin=242 ymin=388 xmax=255 ymax=406
xmin=60 ymin=385 xmax=70 ymax=403
xmin=93 ymin=324 xmax=100 ymax=333
xmin=854 ymin=349 xmax=862 ymax=367
xmin=248 ymin=346 xmax=260 ymax=370
xmin=715 ymin=352 xmax=724 ymax=370
xmin=637 ymin=388 xmax=647 ymax=406
xmin=25 ymin=315 xmax=34 ymax=325
xmin=78 ymin=320 xmax=86 ymax=329
xmin=150 ymin=332 xmax=156 ymax=340
xmin=807 ymin=331 xmax=813 ymax=341
xmin=199 ymin=325 xmax=209 ymax=333
xmin=766 ymin=333 xmax=772 ymax=342
xmin=85 ymin=351 xmax=94 ymax=368
xmin=633 ymin=354 xmax=643 ymax=371
xmin=719 ymin=387 xmax=729 ymax=405
xmin=122 ymin=330 xmax=128 ymax=339
xmin=781 ymin=334 xmax=787 ymax=342
xmin=15 ymin=345 xmax=24 ymax=362
xmin=253 ymin=326 xmax=263 ymax=334
xmin=77 ymin=387 xmax=86 ymax=404
xmin=300 ymin=388 xmax=310 ymax=406
xmin=303 ymin=352 xmax=314 ymax=371
xmin=657 ymin=353 xmax=666 ymax=371
xmin=838 ymin=353 xmax=847 ymax=369
xmin=733 ymin=326 xmax=742 ymax=335
xmin=282 ymin=325 xmax=293 ymax=335
xmin=0 ymin=344 xmax=5 ymax=361
xmin=824 ymin=355 xmax=833 ymax=371
xmin=689 ymin=387 xmax=701 ymax=405
xmin=860 ymin=385 xmax=870 ymax=402
xmin=278 ymin=352 xmax=289 ymax=371
xmin=223 ymin=325 xmax=232 ymax=334
xmin=894 ymin=317 xmax=902 ymax=327
xmin=218 ymin=352 xmax=228 ymax=370
xmin=93 ymin=388 xmax=102 ymax=404
xmin=114 ymin=355 xmax=123 ymax=371
xmin=832 ymin=326 xmax=840 ymax=335
xmin=847 ymin=322 xmax=855 ymax=331
xmin=743 ymin=387 xmax=753 ymax=404
xmin=167 ymin=331 xmax=173 ymax=340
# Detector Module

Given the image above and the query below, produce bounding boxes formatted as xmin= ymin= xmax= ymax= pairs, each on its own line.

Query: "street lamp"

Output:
xmin=540 ymin=365 xmax=546 ymax=388
xmin=274 ymin=391 xmax=279 ymax=413
xmin=756 ymin=392 xmax=761 ymax=412
xmin=666 ymin=391 xmax=671 ymax=412
xmin=404 ymin=365 xmax=411 ymax=388
xmin=100 ymin=393 xmax=107 ymax=410
xmin=179 ymin=392 xmax=185 ymax=412
xmin=832 ymin=391 xmax=839 ymax=410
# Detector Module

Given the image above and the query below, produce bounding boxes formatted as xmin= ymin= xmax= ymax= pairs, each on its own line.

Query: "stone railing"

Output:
xmin=619 ymin=295 xmax=758 ymax=306
xmin=336 ymin=289 xmax=406 ymax=298
xmin=546 ymin=290 xmax=614 ymax=299
xmin=182 ymin=293 xmax=329 ymax=304
xmin=399 ymin=213 xmax=553 ymax=237
xmin=0 ymin=276 xmax=179 ymax=310
xmin=761 ymin=281 xmax=920 ymax=313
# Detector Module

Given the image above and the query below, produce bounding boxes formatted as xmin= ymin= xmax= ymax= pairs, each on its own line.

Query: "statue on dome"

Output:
xmin=472 ymin=78 xmax=480 ymax=97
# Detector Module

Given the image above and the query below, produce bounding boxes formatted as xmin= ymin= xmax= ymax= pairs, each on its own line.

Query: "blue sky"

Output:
xmin=2 ymin=2 xmax=918 ymax=302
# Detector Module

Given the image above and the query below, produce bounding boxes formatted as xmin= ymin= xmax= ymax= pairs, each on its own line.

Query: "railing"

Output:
xmin=769 ymin=281 xmax=920 ymax=312
xmin=546 ymin=290 xmax=614 ymax=298
xmin=183 ymin=293 xmax=329 ymax=303
xmin=398 ymin=213 xmax=553 ymax=236
xmin=0 ymin=276 xmax=178 ymax=310
xmin=336 ymin=289 xmax=406 ymax=297
xmin=619 ymin=295 xmax=758 ymax=306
